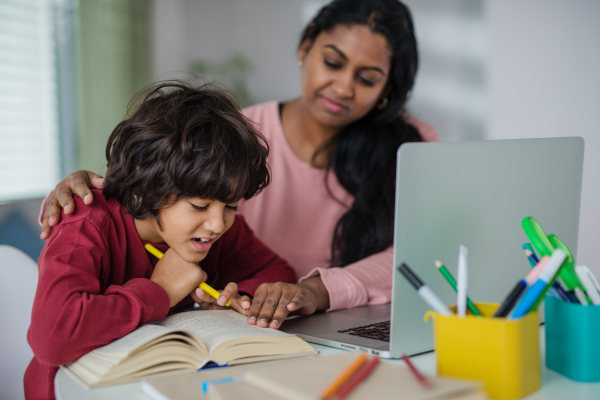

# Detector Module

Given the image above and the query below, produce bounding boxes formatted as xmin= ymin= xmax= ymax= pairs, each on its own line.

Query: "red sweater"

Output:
xmin=25 ymin=191 xmax=296 ymax=400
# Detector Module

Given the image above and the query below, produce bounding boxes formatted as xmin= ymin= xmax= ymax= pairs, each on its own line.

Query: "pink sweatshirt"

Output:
xmin=240 ymin=101 xmax=440 ymax=311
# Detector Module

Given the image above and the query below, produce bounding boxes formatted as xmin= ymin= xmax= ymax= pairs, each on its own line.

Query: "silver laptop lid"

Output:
xmin=389 ymin=137 xmax=584 ymax=357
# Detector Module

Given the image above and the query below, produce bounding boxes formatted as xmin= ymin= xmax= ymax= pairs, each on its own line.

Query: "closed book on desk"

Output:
xmin=142 ymin=351 xmax=484 ymax=400
xmin=62 ymin=310 xmax=317 ymax=388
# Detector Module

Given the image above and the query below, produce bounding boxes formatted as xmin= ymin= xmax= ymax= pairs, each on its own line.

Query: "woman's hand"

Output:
xmin=150 ymin=248 xmax=207 ymax=308
xmin=247 ymin=277 xmax=330 ymax=329
xmin=41 ymin=170 xmax=105 ymax=239
xmin=190 ymin=282 xmax=252 ymax=316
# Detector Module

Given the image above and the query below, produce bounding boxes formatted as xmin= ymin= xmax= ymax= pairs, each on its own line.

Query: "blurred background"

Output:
xmin=0 ymin=0 xmax=599 ymax=275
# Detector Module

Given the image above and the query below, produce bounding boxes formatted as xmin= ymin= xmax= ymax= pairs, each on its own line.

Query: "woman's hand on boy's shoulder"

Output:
xmin=41 ymin=170 xmax=105 ymax=240
xmin=246 ymin=279 xmax=329 ymax=330
xmin=190 ymin=282 xmax=252 ymax=316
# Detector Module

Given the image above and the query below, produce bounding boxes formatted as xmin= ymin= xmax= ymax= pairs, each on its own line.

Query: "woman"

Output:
xmin=40 ymin=0 xmax=440 ymax=329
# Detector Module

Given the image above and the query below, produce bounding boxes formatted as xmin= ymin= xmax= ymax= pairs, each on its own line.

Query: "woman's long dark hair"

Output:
xmin=300 ymin=0 xmax=423 ymax=267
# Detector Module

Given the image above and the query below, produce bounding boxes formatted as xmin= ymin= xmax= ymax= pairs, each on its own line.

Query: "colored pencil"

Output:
xmin=335 ymin=356 xmax=380 ymax=400
xmin=402 ymin=354 xmax=431 ymax=389
xmin=144 ymin=243 xmax=231 ymax=306
xmin=321 ymin=353 xmax=367 ymax=399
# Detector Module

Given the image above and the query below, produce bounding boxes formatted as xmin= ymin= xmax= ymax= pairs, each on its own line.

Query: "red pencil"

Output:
xmin=334 ymin=356 xmax=380 ymax=400
xmin=402 ymin=354 xmax=431 ymax=389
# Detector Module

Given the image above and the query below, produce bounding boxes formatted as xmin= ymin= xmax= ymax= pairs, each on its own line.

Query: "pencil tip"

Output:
xmin=434 ymin=260 xmax=442 ymax=268
xmin=524 ymin=249 xmax=532 ymax=256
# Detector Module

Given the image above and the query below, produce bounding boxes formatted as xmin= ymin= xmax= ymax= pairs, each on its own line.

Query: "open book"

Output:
xmin=62 ymin=309 xmax=317 ymax=388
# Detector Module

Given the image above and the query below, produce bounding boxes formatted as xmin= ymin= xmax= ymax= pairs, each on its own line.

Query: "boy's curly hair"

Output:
xmin=103 ymin=81 xmax=270 ymax=219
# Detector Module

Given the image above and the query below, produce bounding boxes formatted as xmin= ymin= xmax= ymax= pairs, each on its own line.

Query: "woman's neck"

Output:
xmin=281 ymin=98 xmax=340 ymax=168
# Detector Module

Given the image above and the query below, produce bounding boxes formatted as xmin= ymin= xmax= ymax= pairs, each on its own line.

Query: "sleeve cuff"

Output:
xmin=299 ymin=267 xmax=369 ymax=312
xmin=122 ymin=278 xmax=171 ymax=322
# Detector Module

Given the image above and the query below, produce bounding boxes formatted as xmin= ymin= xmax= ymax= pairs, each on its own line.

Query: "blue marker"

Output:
xmin=509 ymin=248 xmax=567 ymax=319
xmin=201 ymin=376 xmax=245 ymax=394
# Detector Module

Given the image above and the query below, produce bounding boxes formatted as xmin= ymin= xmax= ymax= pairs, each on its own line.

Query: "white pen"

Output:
xmin=398 ymin=263 xmax=452 ymax=315
xmin=575 ymin=266 xmax=600 ymax=305
xmin=457 ymin=245 xmax=468 ymax=317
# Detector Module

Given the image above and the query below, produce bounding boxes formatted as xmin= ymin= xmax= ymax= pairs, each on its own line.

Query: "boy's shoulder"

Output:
xmin=60 ymin=189 xmax=123 ymax=231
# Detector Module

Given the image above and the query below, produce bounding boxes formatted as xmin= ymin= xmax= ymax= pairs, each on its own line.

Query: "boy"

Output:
xmin=25 ymin=82 xmax=296 ymax=400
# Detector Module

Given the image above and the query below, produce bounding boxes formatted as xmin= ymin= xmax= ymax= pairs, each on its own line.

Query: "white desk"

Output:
xmin=55 ymin=327 xmax=600 ymax=400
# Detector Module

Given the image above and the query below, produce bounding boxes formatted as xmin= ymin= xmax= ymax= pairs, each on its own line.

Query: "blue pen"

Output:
xmin=510 ymin=249 xmax=567 ymax=319
xmin=201 ymin=376 xmax=245 ymax=394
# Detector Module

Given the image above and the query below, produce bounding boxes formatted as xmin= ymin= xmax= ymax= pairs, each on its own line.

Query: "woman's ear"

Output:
xmin=297 ymin=38 xmax=313 ymax=66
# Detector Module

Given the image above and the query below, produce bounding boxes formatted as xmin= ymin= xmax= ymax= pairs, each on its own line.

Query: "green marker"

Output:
xmin=435 ymin=260 xmax=482 ymax=317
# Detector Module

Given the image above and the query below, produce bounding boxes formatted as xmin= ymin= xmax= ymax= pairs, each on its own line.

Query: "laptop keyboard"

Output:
xmin=337 ymin=320 xmax=390 ymax=342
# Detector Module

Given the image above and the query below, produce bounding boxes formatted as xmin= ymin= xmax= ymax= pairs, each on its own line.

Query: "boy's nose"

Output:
xmin=204 ymin=210 xmax=225 ymax=234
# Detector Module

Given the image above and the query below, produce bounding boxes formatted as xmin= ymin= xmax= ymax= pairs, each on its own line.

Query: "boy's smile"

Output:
xmin=135 ymin=197 xmax=238 ymax=263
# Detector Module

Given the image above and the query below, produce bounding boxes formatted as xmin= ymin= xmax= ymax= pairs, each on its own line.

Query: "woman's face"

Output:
xmin=298 ymin=24 xmax=392 ymax=130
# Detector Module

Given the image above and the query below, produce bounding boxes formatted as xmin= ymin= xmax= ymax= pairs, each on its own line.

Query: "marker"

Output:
xmin=575 ymin=266 xmax=600 ymax=305
xmin=456 ymin=245 xmax=468 ymax=317
xmin=492 ymin=259 xmax=548 ymax=318
xmin=398 ymin=263 xmax=452 ymax=315
xmin=573 ymin=286 xmax=589 ymax=306
xmin=144 ymin=244 xmax=231 ymax=306
xmin=435 ymin=260 xmax=481 ymax=316
xmin=509 ymin=248 xmax=567 ymax=319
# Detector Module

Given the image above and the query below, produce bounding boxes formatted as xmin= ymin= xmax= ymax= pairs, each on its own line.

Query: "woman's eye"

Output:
xmin=359 ymin=76 xmax=377 ymax=87
xmin=324 ymin=59 xmax=342 ymax=69
xmin=225 ymin=205 xmax=238 ymax=212
xmin=191 ymin=204 xmax=208 ymax=212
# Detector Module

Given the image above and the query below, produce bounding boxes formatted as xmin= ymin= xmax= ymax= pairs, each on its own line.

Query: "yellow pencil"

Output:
xmin=144 ymin=244 xmax=231 ymax=307
xmin=320 ymin=353 xmax=368 ymax=399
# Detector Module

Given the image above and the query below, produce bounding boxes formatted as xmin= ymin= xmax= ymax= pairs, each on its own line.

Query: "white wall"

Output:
xmin=485 ymin=0 xmax=600 ymax=275
xmin=151 ymin=0 xmax=600 ymax=275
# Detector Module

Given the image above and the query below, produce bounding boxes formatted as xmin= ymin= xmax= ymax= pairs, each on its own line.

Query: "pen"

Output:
xmin=334 ymin=356 xmax=380 ymax=400
xmin=456 ymin=245 xmax=468 ymax=317
xmin=398 ymin=263 xmax=452 ymax=315
xmin=401 ymin=354 xmax=431 ymax=389
xmin=144 ymin=244 xmax=231 ymax=307
xmin=492 ymin=259 xmax=548 ymax=318
xmin=435 ymin=260 xmax=481 ymax=316
xmin=321 ymin=353 xmax=367 ymax=399
xmin=200 ymin=376 xmax=244 ymax=394
xmin=509 ymin=248 xmax=567 ymax=319
xmin=575 ymin=266 xmax=600 ymax=305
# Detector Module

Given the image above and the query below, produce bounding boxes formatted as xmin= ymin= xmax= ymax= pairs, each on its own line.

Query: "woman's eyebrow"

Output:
xmin=324 ymin=44 xmax=386 ymax=76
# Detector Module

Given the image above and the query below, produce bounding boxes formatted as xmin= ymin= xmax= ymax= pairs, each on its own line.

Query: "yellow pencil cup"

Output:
xmin=425 ymin=303 xmax=540 ymax=399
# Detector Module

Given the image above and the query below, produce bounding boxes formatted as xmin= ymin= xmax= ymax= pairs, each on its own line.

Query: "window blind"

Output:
xmin=0 ymin=0 xmax=60 ymax=202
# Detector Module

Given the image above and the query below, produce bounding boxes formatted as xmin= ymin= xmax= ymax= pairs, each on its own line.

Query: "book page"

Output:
xmin=92 ymin=324 xmax=172 ymax=357
xmin=158 ymin=310 xmax=289 ymax=353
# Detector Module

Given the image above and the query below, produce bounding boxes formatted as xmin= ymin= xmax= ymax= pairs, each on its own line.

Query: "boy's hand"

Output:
xmin=190 ymin=282 xmax=252 ymax=316
xmin=247 ymin=281 xmax=322 ymax=329
xmin=41 ymin=170 xmax=104 ymax=239
xmin=150 ymin=248 xmax=207 ymax=308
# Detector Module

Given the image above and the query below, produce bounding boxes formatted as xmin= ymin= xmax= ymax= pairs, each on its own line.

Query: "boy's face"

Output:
xmin=147 ymin=198 xmax=239 ymax=263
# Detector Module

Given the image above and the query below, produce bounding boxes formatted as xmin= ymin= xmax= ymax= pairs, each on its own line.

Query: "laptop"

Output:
xmin=281 ymin=137 xmax=584 ymax=358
